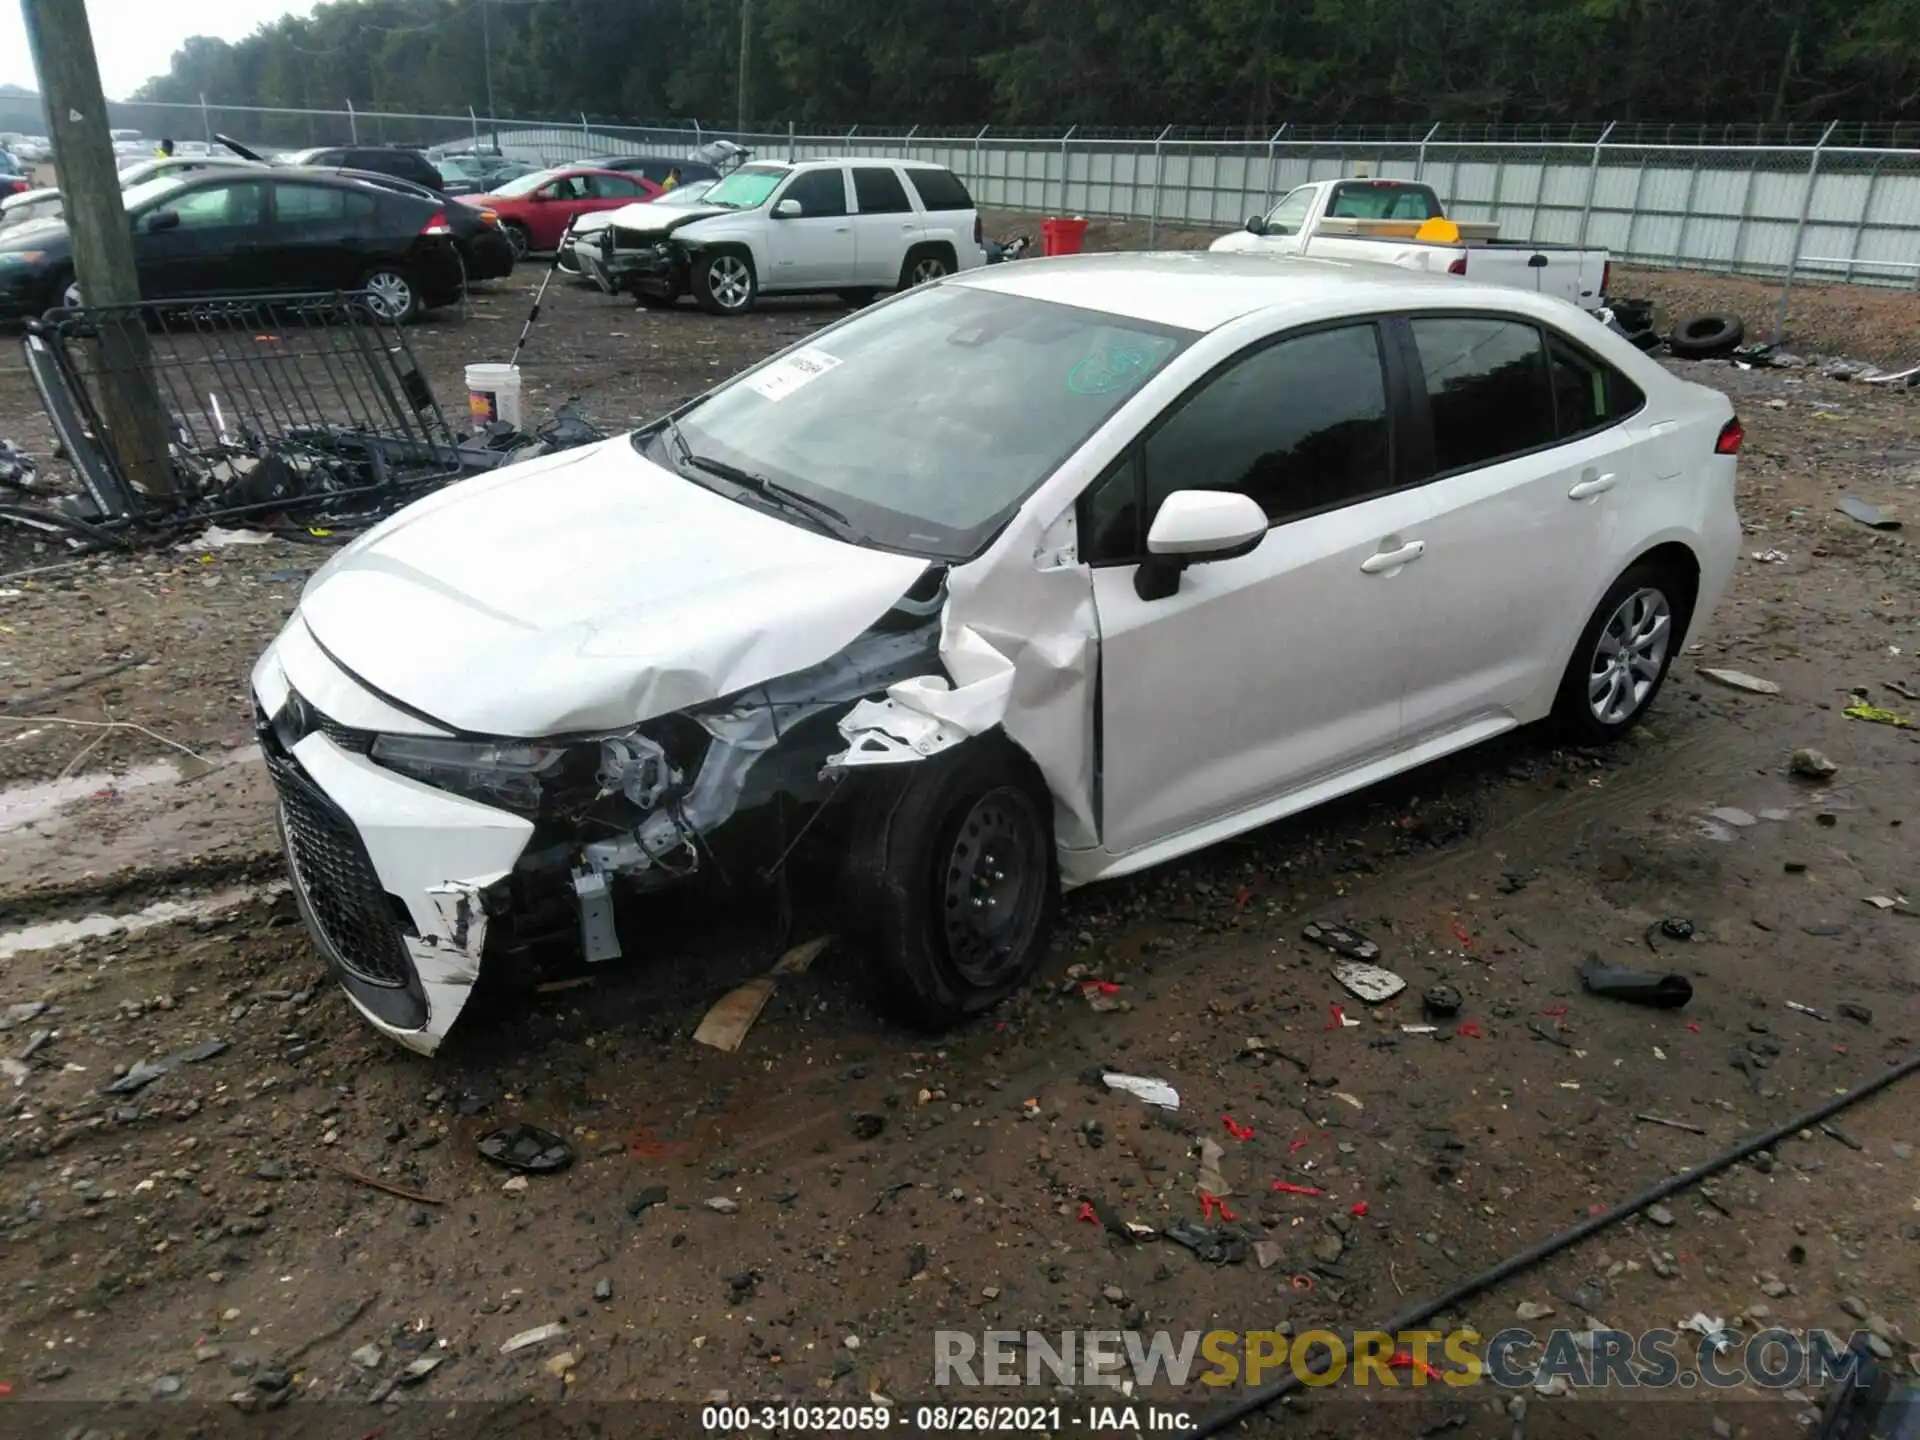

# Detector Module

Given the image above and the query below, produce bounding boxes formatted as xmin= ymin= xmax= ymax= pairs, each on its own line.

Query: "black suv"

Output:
xmin=285 ymin=146 xmax=444 ymax=194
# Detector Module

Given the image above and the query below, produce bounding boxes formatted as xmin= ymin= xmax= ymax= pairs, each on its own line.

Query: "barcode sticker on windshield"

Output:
xmin=744 ymin=347 xmax=842 ymax=403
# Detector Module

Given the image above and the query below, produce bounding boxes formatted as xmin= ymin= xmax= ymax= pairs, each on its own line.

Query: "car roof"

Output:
xmin=783 ymin=157 xmax=952 ymax=173
xmin=949 ymin=251 xmax=1585 ymax=333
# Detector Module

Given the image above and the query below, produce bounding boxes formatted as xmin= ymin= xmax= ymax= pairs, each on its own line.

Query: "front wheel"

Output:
xmin=502 ymin=222 xmax=531 ymax=262
xmin=693 ymin=250 xmax=757 ymax=315
xmin=839 ymin=736 xmax=1056 ymax=1029
xmin=1550 ymin=562 xmax=1690 ymax=744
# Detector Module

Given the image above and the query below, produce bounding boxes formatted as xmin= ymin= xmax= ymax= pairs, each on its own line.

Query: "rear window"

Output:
xmin=903 ymin=167 xmax=974 ymax=213
xmin=1324 ymin=182 xmax=1442 ymax=222
xmin=852 ymin=166 xmax=912 ymax=215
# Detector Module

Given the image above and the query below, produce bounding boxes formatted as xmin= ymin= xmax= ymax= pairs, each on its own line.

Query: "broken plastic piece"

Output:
xmin=1271 ymin=1181 xmax=1323 ymax=1197
xmin=1221 ymin=1115 xmax=1255 ymax=1141
xmin=1388 ymin=1351 xmax=1445 ymax=1380
xmin=1076 ymin=1201 xmax=1098 ymax=1224
xmin=1836 ymin=496 xmax=1900 ymax=531
xmin=1785 ymin=1000 xmax=1831 ymax=1022
xmin=1351 ymin=1201 xmax=1370 ymax=1217
xmin=692 ymin=936 xmax=833 ymax=1053
xmin=1332 ymin=959 xmax=1406 ymax=1004
xmin=500 ymin=1322 xmax=566 ymax=1355
xmin=1457 ymin=1021 xmax=1484 ymax=1038
xmin=1326 ymin=1003 xmax=1359 ymax=1029
xmin=1422 ymin=983 xmax=1463 ymax=1017
xmin=476 ymin=1122 xmax=575 ymax=1175
xmin=1195 ymin=1136 xmax=1231 ymax=1197
xmin=571 ymin=867 xmax=620 ymax=963
xmin=1103 ymin=1073 xmax=1179 ymax=1110
xmin=1580 ymin=956 xmax=1693 ymax=1009
xmin=1843 ymin=701 xmax=1911 ymax=728
xmin=1196 ymin=1191 xmax=1238 ymax=1223
xmin=1302 ymin=920 xmax=1380 ymax=961
xmin=1699 ymin=668 xmax=1780 ymax=695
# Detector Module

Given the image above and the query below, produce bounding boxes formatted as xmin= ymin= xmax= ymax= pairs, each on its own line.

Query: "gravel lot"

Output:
xmin=0 ymin=219 xmax=1915 ymax=1434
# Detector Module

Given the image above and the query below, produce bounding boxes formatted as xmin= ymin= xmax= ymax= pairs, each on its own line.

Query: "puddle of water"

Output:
xmin=0 ymin=747 xmax=259 ymax=837
xmin=0 ymin=883 xmax=285 ymax=962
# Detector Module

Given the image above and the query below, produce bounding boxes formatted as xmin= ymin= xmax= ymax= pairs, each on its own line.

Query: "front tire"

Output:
xmin=359 ymin=266 xmax=421 ymax=324
xmin=1550 ymin=562 xmax=1690 ymax=744
xmin=839 ymin=736 xmax=1056 ymax=1029
xmin=502 ymin=222 xmax=532 ymax=262
xmin=694 ymin=250 xmax=757 ymax=315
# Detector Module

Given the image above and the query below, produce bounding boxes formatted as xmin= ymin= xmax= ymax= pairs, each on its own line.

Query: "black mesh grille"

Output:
xmin=266 ymin=753 xmax=413 ymax=989
xmin=314 ymin=713 xmax=374 ymax=753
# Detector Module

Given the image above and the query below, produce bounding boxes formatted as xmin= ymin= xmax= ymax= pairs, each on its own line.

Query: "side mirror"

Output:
xmin=146 ymin=209 xmax=180 ymax=233
xmin=1244 ymin=214 xmax=1266 ymax=235
xmin=773 ymin=198 xmax=802 ymax=219
xmin=1134 ymin=489 xmax=1268 ymax=601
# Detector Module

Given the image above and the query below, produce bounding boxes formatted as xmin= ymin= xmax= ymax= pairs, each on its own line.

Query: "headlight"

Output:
xmin=0 ymin=250 xmax=45 ymax=266
xmin=370 ymin=734 xmax=567 ymax=815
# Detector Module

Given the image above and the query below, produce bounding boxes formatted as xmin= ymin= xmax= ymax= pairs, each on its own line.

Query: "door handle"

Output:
xmin=1360 ymin=539 xmax=1425 ymax=574
xmin=1568 ymin=471 xmax=1616 ymax=500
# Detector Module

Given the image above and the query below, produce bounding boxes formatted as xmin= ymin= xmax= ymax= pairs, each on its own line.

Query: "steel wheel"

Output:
xmin=940 ymin=786 xmax=1047 ymax=989
xmin=1587 ymin=586 xmax=1671 ymax=726
xmin=909 ymin=254 xmax=949 ymax=285
xmin=706 ymin=254 xmax=753 ymax=310
xmin=361 ymin=270 xmax=415 ymax=322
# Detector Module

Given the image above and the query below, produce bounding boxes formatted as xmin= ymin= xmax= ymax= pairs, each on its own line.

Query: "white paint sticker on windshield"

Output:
xmin=744 ymin=347 xmax=842 ymax=403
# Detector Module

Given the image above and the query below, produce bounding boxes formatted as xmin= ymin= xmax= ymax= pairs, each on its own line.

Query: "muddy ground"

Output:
xmin=0 ymin=216 xmax=1915 ymax=1437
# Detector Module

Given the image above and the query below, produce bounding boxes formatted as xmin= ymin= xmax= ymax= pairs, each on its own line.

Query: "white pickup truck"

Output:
xmin=1210 ymin=178 xmax=1610 ymax=313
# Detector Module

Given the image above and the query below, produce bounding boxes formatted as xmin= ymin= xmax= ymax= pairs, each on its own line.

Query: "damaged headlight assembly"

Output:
xmin=367 ymin=734 xmax=570 ymax=815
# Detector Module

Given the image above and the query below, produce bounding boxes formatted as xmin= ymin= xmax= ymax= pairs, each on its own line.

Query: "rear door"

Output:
xmin=1390 ymin=312 xmax=1650 ymax=742
xmin=850 ymin=165 xmax=917 ymax=285
xmin=267 ymin=179 xmax=381 ymax=291
xmin=133 ymin=178 xmax=272 ymax=296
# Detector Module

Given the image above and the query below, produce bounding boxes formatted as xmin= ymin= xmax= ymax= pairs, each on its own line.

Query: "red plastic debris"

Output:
xmin=1081 ymin=980 xmax=1121 ymax=996
xmin=1290 ymin=1274 xmax=1315 ymax=1291
xmin=1077 ymin=1202 xmax=1098 ymax=1224
xmin=1457 ymin=1021 xmax=1484 ymax=1039
xmin=1351 ymin=1201 xmax=1369 ymax=1217
xmin=1234 ymin=886 xmax=1254 ymax=909
xmin=0 ymin=1382 xmax=12 ymax=1396
xmin=1542 ymin=1005 xmax=1568 ymax=1018
xmin=1289 ymin=1136 xmax=1314 ymax=1155
xmin=1452 ymin=924 xmax=1476 ymax=952
xmin=1222 ymin=1115 xmax=1256 ymax=1142
xmin=1388 ymin=1351 xmax=1445 ymax=1381
xmin=1687 ymin=1022 xmax=1701 ymax=1033
xmin=1198 ymin=1192 xmax=1238 ymax=1222
xmin=1271 ymin=1181 xmax=1323 ymax=1197
xmin=1326 ymin=1004 xmax=1349 ymax=1030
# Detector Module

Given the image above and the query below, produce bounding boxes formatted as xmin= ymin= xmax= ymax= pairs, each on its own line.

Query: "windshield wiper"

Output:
xmin=666 ymin=427 xmax=859 ymax=542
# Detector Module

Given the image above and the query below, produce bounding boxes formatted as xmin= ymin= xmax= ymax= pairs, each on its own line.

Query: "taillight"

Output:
xmin=973 ymin=214 xmax=983 ymax=246
xmin=1715 ymin=416 xmax=1744 ymax=455
xmin=1600 ymin=260 xmax=1612 ymax=298
xmin=421 ymin=209 xmax=451 ymax=235
xmin=1446 ymin=255 xmax=1466 ymax=276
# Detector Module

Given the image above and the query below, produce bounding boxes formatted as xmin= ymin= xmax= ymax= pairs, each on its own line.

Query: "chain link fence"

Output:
xmin=89 ymin=100 xmax=1920 ymax=308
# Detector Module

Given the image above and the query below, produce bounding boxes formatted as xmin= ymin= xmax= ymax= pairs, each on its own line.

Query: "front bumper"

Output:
xmin=571 ymin=231 xmax=684 ymax=296
xmin=252 ymin=633 xmax=533 ymax=1055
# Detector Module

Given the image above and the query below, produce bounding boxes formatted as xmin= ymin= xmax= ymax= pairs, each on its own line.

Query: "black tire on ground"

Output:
xmin=693 ymin=249 xmax=758 ymax=315
xmin=1667 ymin=312 xmax=1744 ymax=358
xmin=838 ymin=734 xmax=1057 ymax=1029
xmin=1549 ymin=559 xmax=1694 ymax=745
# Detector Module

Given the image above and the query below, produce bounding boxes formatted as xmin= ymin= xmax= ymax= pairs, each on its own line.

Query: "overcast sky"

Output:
xmin=2 ymin=0 xmax=316 ymax=101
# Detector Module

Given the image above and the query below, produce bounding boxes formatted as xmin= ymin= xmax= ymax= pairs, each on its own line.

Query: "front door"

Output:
xmin=763 ymin=167 xmax=854 ymax=287
xmin=1085 ymin=320 xmax=1431 ymax=856
xmin=1392 ymin=314 xmax=1651 ymax=742
xmin=133 ymin=179 xmax=271 ymax=298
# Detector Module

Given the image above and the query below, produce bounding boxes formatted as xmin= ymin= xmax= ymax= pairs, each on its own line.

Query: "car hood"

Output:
xmin=0 ymin=185 xmax=55 ymax=213
xmin=295 ymin=436 xmax=931 ymax=737
xmin=0 ymin=213 xmax=67 ymax=250
xmin=595 ymin=203 xmax=732 ymax=238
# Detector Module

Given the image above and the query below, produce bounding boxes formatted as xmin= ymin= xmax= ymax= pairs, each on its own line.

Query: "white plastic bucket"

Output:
xmin=466 ymin=363 xmax=522 ymax=429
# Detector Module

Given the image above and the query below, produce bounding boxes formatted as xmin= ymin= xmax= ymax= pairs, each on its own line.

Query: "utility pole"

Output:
xmin=480 ymin=0 xmax=495 ymax=125
xmin=736 ymin=0 xmax=751 ymax=133
xmin=21 ymin=0 xmax=174 ymax=501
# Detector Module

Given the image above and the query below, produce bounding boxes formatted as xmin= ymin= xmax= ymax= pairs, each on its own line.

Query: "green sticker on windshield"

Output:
xmin=1068 ymin=345 xmax=1159 ymax=396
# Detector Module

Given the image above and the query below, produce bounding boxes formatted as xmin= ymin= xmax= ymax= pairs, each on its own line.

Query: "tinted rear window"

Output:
xmin=1324 ymin=183 xmax=1442 ymax=222
xmin=904 ymin=167 xmax=973 ymax=213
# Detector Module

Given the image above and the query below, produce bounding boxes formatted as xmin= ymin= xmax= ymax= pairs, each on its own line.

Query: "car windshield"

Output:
xmin=655 ymin=284 xmax=1194 ymax=560
xmin=436 ymin=160 xmax=473 ymax=180
xmin=491 ymin=168 xmax=557 ymax=197
xmin=699 ymin=165 xmax=785 ymax=210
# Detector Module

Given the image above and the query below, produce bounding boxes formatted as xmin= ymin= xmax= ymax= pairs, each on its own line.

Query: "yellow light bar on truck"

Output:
xmin=1414 ymin=217 xmax=1462 ymax=243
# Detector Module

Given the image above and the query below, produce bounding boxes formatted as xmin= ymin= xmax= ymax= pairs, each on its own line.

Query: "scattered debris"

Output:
xmin=1422 ymin=984 xmax=1463 ymax=1018
xmin=330 ymin=1165 xmax=442 ymax=1206
xmin=1835 ymin=497 xmax=1901 ymax=531
xmin=1636 ymin=1113 xmax=1707 ymax=1135
xmin=1271 ymin=1182 xmax=1323 ymax=1197
xmin=1195 ymin=1137 xmax=1232 ymax=1197
xmin=1785 ymin=1001 xmax=1831 ymax=1022
xmin=1699 ymin=668 xmax=1780 ymax=695
xmin=1163 ymin=1221 xmax=1248 ymax=1265
xmin=1750 ymin=547 xmax=1789 ymax=563
xmin=1839 ymin=1003 xmax=1874 ymax=1025
xmin=1844 ymin=701 xmax=1911 ymax=728
xmin=1681 ymin=1314 xmax=1735 ymax=1353
xmin=1253 ymin=1240 xmax=1283 ymax=1269
xmin=692 ymin=936 xmax=833 ymax=1052
xmin=399 ymin=1356 xmax=444 ymax=1386
xmin=1790 ymin=748 xmax=1839 ymax=780
xmin=627 ymin=1185 xmax=669 ymax=1216
xmin=1221 ymin=1115 xmax=1256 ymax=1142
xmin=1302 ymin=920 xmax=1380 ymax=961
xmin=1103 ymin=1073 xmax=1179 ymax=1110
xmin=102 ymin=1037 xmax=229 ymax=1094
xmin=476 ymin=1122 xmax=575 ymax=1175
xmin=1818 ymin=1120 xmax=1865 ymax=1152
xmin=1332 ymin=960 xmax=1406 ymax=1003
xmin=500 ymin=1322 xmax=566 ymax=1355
xmin=1659 ymin=918 xmax=1696 ymax=941
xmin=1515 ymin=1301 xmax=1555 ymax=1322
xmin=704 ymin=1196 xmax=740 ymax=1215
xmin=1579 ymin=957 xmax=1693 ymax=1008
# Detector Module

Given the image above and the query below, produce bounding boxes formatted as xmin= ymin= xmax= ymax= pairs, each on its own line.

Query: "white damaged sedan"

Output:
xmin=251 ymin=252 xmax=1743 ymax=1054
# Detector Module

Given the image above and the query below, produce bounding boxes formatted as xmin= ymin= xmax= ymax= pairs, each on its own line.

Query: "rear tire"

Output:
xmin=693 ymin=250 xmax=757 ymax=315
xmin=897 ymin=246 xmax=953 ymax=290
xmin=359 ymin=265 xmax=421 ymax=324
xmin=839 ymin=735 xmax=1056 ymax=1029
xmin=1549 ymin=561 xmax=1692 ymax=745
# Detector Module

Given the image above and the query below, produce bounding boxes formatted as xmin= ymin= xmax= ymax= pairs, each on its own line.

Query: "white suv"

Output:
xmin=569 ymin=157 xmax=987 ymax=314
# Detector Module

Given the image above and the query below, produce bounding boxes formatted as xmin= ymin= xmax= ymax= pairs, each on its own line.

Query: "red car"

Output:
xmin=473 ymin=167 xmax=662 ymax=259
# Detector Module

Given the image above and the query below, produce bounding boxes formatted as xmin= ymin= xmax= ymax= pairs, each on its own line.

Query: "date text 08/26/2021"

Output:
xmin=700 ymin=1404 xmax=1194 ymax=1432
